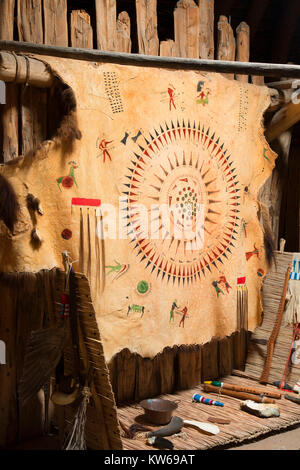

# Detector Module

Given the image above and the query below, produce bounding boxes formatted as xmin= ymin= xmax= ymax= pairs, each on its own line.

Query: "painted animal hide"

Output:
xmin=0 ymin=56 xmax=276 ymax=360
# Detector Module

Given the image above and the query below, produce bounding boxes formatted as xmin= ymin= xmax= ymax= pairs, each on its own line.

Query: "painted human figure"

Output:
xmin=246 ymin=243 xmax=259 ymax=261
xmin=98 ymin=138 xmax=113 ymax=162
xmin=168 ymin=85 xmax=176 ymax=111
xmin=212 ymin=281 xmax=224 ymax=297
xmin=218 ymin=275 xmax=231 ymax=294
xmin=169 ymin=300 xmax=178 ymax=322
xmin=179 ymin=306 xmax=188 ymax=328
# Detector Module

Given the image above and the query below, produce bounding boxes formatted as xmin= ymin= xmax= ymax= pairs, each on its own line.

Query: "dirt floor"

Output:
xmin=227 ymin=424 xmax=300 ymax=450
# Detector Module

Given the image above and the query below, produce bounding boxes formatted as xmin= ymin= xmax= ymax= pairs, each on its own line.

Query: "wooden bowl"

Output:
xmin=139 ymin=398 xmax=178 ymax=425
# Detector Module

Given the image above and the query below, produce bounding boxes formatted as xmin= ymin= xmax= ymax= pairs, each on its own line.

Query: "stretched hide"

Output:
xmin=0 ymin=57 xmax=276 ymax=361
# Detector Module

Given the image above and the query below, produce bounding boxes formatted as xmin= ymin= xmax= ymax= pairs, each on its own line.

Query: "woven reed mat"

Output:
xmin=118 ymin=374 xmax=300 ymax=450
xmin=55 ymin=270 xmax=122 ymax=450
xmin=244 ymin=250 xmax=300 ymax=385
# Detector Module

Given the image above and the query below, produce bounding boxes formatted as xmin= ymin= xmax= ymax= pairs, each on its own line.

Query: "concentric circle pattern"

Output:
xmin=122 ymin=119 xmax=240 ymax=285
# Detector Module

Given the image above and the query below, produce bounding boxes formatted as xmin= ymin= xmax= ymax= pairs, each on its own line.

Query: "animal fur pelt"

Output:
xmin=258 ymin=201 xmax=276 ymax=267
xmin=19 ymin=325 xmax=67 ymax=404
xmin=53 ymin=80 xmax=82 ymax=145
xmin=0 ymin=174 xmax=19 ymax=232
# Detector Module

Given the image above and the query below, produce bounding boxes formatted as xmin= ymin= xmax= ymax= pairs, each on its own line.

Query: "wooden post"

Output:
xmin=70 ymin=10 xmax=93 ymax=49
xmin=116 ymin=11 xmax=131 ymax=53
xmin=199 ymin=0 xmax=214 ymax=59
xmin=236 ymin=22 xmax=250 ymax=83
xmin=0 ymin=1 xmax=18 ymax=163
xmin=160 ymin=39 xmax=178 ymax=57
xmin=95 ymin=0 xmax=117 ymax=52
xmin=136 ymin=0 xmax=159 ymax=56
xmin=17 ymin=0 xmax=43 ymax=44
xmin=0 ymin=0 xmax=15 ymax=42
xmin=17 ymin=0 xmax=48 ymax=156
xmin=43 ymin=1 xmax=68 ymax=142
xmin=217 ymin=15 xmax=235 ymax=80
xmin=174 ymin=0 xmax=199 ymax=59
xmin=44 ymin=0 xmax=68 ymax=47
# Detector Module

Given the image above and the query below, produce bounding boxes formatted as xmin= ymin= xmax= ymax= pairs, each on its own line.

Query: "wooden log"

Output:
xmin=236 ymin=22 xmax=250 ymax=83
xmin=216 ymin=15 xmax=235 ymax=80
xmin=44 ymin=0 xmax=68 ymax=47
xmin=160 ymin=39 xmax=178 ymax=57
xmin=174 ymin=0 xmax=199 ymax=59
xmin=0 ymin=1 xmax=18 ymax=163
xmin=136 ymin=0 xmax=159 ymax=56
xmin=116 ymin=11 xmax=131 ymax=53
xmin=0 ymin=52 xmax=54 ymax=87
xmin=199 ymin=0 xmax=214 ymax=59
xmin=95 ymin=0 xmax=117 ymax=52
xmin=2 ymin=41 xmax=300 ymax=79
xmin=17 ymin=0 xmax=43 ymax=44
xmin=70 ymin=10 xmax=93 ymax=49
xmin=266 ymin=100 xmax=300 ymax=142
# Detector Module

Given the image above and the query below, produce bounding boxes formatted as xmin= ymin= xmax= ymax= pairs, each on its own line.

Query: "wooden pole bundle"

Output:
xmin=202 ymin=384 xmax=276 ymax=404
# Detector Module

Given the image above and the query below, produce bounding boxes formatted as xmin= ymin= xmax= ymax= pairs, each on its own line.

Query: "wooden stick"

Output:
xmin=202 ymin=384 xmax=276 ymax=404
xmin=199 ymin=0 xmax=214 ymax=59
xmin=0 ymin=52 xmax=54 ymax=87
xmin=136 ymin=0 xmax=159 ymax=56
xmin=236 ymin=22 xmax=250 ymax=82
xmin=1 ymin=41 xmax=300 ymax=78
xmin=259 ymin=265 xmax=292 ymax=384
xmin=95 ymin=0 xmax=117 ymax=52
xmin=217 ymin=15 xmax=235 ymax=80
xmin=174 ymin=0 xmax=199 ymax=59
xmin=204 ymin=381 xmax=281 ymax=398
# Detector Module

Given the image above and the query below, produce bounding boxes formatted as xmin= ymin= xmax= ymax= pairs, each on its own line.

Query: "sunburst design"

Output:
xmin=122 ymin=119 xmax=240 ymax=285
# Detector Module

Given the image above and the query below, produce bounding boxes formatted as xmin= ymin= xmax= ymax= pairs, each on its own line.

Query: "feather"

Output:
xmin=0 ymin=174 xmax=19 ymax=232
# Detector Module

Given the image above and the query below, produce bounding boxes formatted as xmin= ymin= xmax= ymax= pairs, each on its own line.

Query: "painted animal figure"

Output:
xmin=196 ymin=91 xmax=210 ymax=106
xmin=57 ymin=161 xmax=78 ymax=191
xmin=127 ymin=304 xmax=145 ymax=317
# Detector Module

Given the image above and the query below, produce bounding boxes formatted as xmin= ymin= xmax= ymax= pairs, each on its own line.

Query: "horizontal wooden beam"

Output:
xmin=0 ymin=52 xmax=54 ymax=87
xmin=0 ymin=40 xmax=300 ymax=78
xmin=266 ymin=100 xmax=300 ymax=142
